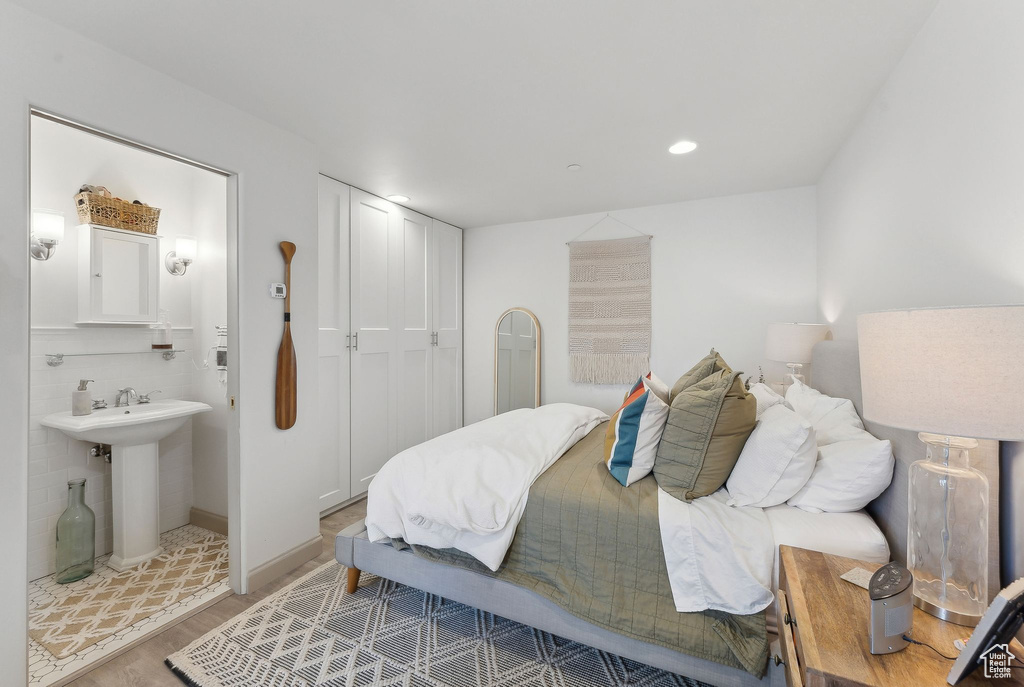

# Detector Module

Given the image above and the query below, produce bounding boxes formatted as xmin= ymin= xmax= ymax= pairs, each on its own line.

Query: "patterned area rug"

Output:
xmin=30 ymin=537 xmax=228 ymax=659
xmin=166 ymin=562 xmax=708 ymax=687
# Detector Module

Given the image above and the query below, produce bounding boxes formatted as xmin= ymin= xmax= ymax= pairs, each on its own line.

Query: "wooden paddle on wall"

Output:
xmin=275 ymin=241 xmax=297 ymax=430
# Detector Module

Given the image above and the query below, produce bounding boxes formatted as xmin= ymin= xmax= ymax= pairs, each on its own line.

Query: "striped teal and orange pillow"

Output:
xmin=604 ymin=374 xmax=670 ymax=486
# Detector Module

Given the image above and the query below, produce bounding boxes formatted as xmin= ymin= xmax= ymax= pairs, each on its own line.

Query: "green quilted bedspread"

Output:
xmin=397 ymin=421 xmax=769 ymax=677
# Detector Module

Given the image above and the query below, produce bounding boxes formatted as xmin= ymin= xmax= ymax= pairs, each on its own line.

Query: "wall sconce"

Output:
xmin=31 ymin=209 xmax=65 ymax=261
xmin=165 ymin=235 xmax=197 ymax=276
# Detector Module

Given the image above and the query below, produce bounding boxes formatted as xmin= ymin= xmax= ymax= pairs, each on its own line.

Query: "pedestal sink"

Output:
xmin=41 ymin=400 xmax=212 ymax=571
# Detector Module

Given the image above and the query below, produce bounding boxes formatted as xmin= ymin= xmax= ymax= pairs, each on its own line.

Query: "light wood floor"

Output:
xmin=66 ymin=498 xmax=367 ymax=687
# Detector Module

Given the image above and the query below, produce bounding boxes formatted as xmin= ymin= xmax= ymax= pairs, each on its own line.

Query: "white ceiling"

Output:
xmin=16 ymin=1 xmax=938 ymax=228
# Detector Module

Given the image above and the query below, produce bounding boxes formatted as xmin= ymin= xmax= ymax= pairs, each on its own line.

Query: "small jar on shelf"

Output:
xmin=152 ymin=308 xmax=173 ymax=350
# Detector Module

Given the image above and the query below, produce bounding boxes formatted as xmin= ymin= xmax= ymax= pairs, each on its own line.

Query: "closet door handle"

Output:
xmin=352 ymin=332 xmax=358 ymax=351
xmin=345 ymin=334 xmax=350 ymax=349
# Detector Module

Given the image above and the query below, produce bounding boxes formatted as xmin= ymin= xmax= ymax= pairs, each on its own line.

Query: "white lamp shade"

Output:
xmin=32 ymin=209 xmax=65 ymax=243
xmin=858 ymin=306 xmax=1024 ymax=440
xmin=175 ymin=235 xmax=198 ymax=262
xmin=765 ymin=323 xmax=833 ymax=363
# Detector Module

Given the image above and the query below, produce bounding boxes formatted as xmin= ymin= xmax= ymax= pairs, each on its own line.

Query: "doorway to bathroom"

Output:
xmin=27 ymin=112 xmax=235 ymax=687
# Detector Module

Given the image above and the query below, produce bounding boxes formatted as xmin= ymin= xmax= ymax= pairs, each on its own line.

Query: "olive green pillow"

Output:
xmin=669 ymin=349 xmax=732 ymax=401
xmin=655 ymin=366 xmax=756 ymax=502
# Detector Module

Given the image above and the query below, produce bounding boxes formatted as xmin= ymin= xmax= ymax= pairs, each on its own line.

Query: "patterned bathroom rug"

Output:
xmin=30 ymin=536 xmax=228 ymax=659
xmin=165 ymin=561 xmax=708 ymax=687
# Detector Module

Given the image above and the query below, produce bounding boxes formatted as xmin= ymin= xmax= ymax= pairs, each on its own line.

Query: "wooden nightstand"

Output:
xmin=777 ymin=546 xmax=1024 ymax=686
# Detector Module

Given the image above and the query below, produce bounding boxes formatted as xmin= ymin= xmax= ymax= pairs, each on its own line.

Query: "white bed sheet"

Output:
xmin=763 ymin=504 xmax=890 ymax=632
xmin=658 ymin=488 xmax=776 ymax=615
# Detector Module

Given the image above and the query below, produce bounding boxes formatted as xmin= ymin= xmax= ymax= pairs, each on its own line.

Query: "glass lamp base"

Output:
xmin=907 ymin=433 xmax=988 ymax=628
xmin=783 ymin=363 xmax=804 ymax=391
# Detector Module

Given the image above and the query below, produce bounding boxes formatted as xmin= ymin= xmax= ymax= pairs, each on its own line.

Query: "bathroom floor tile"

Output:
xmin=28 ymin=524 xmax=231 ymax=687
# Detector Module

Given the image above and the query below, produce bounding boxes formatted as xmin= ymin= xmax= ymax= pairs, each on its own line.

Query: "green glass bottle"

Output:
xmin=55 ymin=478 xmax=95 ymax=584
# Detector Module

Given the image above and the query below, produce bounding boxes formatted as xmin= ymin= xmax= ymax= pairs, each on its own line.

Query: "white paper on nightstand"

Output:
xmin=840 ymin=567 xmax=874 ymax=590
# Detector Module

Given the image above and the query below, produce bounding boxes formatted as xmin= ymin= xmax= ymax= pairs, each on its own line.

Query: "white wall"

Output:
xmin=817 ymin=0 xmax=1024 ymax=338
xmin=464 ymin=187 xmax=819 ymax=423
xmin=0 ymin=3 xmax=321 ymax=682
xmin=29 ymin=116 xmax=199 ymax=327
xmin=815 ymin=0 xmax=1024 ymax=589
xmin=189 ymin=168 xmax=230 ymax=519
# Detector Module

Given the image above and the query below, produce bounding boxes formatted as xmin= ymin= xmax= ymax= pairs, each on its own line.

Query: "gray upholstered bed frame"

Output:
xmin=334 ymin=339 xmax=1004 ymax=687
xmin=334 ymin=521 xmax=781 ymax=687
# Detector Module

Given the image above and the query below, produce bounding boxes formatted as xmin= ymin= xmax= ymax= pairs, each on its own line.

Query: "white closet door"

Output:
xmin=350 ymin=190 xmax=397 ymax=494
xmin=316 ymin=176 xmax=351 ymax=512
xmin=431 ymin=220 xmax=462 ymax=436
xmin=350 ymin=192 xmax=461 ymax=495
xmin=395 ymin=209 xmax=434 ymax=453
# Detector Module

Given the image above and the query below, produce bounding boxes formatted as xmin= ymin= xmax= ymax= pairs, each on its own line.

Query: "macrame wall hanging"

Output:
xmin=567 ymin=214 xmax=652 ymax=384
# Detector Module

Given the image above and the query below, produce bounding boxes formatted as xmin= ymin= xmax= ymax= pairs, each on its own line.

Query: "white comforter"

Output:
xmin=365 ymin=403 xmax=608 ymax=571
xmin=658 ymin=487 xmax=775 ymax=615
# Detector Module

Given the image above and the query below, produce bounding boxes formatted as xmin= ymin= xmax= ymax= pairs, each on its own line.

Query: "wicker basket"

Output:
xmin=74 ymin=192 xmax=160 ymax=234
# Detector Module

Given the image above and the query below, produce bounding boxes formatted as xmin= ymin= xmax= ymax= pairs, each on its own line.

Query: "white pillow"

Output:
xmin=726 ymin=403 xmax=817 ymax=508
xmin=787 ymin=433 xmax=894 ymax=513
xmin=748 ymin=382 xmax=788 ymax=419
xmin=641 ymin=372 xmax=670 ymax=404
xmin=785 ymin=378 xmax=865 ymax=445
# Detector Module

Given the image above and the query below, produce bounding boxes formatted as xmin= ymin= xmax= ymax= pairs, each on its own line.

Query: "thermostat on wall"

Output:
xmin=269 ymin=283 xmax=287 ymax=299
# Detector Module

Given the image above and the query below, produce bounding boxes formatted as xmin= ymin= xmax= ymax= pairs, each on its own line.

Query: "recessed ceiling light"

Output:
xmin=566 ymin=164 xmax=582 ymax=172
xmin=668 ymin=140 xmax=698 ymax=155
xmin=386 ymin=194 xmax=410 ymax=203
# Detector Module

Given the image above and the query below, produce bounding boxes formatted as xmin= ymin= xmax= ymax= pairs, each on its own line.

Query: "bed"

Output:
xmin=335 ymin=340 xmax=1003 ymax=686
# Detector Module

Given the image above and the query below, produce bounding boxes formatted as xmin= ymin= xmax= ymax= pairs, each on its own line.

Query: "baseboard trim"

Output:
xmin=246 ymin=534 xmax=323 ymax=592
xmin=189 ymin=507 xmax=229 ymax=536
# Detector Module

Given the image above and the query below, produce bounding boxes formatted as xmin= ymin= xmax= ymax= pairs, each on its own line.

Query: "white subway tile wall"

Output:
xmin=28 ymin=327 xmax=195 ymax=581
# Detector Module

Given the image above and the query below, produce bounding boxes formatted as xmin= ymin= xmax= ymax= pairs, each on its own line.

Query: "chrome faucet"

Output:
xmin=115 ymin=387 xmax=138 ymax=408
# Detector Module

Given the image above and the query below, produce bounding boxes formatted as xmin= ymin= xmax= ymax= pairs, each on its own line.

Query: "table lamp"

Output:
xmin=858 ymin=305 xmax=1024 ymax=626
xmin=765 ymin=322 xmax=833 ymax=388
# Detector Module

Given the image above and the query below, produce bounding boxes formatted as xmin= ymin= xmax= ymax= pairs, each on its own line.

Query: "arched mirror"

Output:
xmin=494 ymin=308 xmax=541 ymax=414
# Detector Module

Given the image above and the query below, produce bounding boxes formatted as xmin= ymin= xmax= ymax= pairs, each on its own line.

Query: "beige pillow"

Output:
xmin=655 ymin=365 xmax=756 ymax=502
xmin=669 ymin=349 xmax=732 ymax=401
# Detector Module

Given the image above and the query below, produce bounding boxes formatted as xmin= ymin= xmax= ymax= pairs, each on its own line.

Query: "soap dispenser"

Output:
xmin=72 ymin=379 xmax=94 ymax=416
